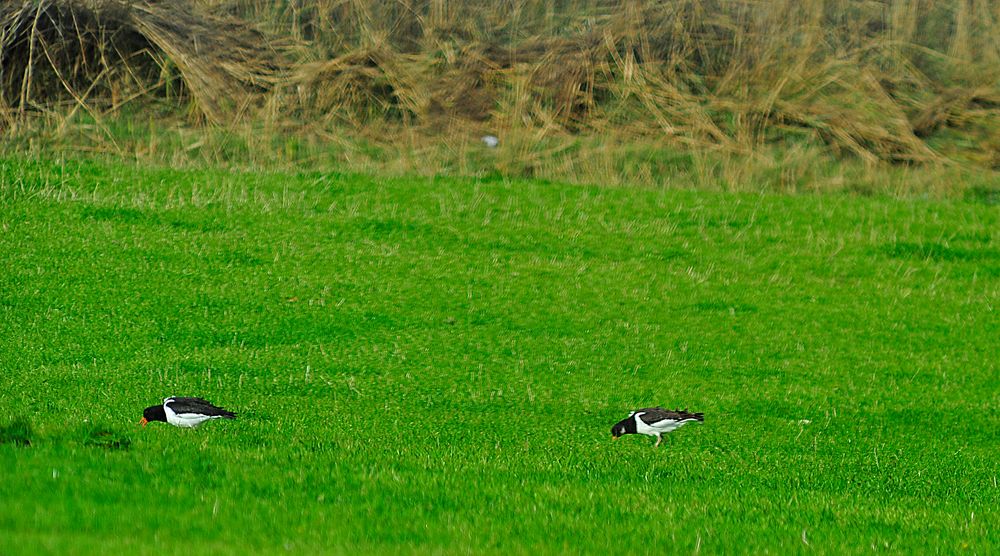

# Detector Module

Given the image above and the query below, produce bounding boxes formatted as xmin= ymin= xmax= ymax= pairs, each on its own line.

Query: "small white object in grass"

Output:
xmin=481 ymin=135 xmax=499 ymax=148
xmin=798 ymin=419 xmax=811 ymax=425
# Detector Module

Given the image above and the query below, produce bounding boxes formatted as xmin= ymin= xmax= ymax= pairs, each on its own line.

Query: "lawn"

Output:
xmin=0 ymin=157 xmax=997 ymax=553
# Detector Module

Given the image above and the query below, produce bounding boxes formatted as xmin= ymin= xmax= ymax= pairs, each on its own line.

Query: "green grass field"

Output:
xmin=1 ymin=157 xmax=997 ymax=553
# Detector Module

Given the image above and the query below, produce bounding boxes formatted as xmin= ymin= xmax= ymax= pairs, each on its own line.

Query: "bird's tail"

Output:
xmin=678 ymin=408 xmax=704 ymax=422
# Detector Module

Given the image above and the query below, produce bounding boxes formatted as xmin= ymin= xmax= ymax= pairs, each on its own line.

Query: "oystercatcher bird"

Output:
xmin=140 ymin=397 xmax=236 ymax=428
xmin=611 ymin=407 xmax=704 ymax=447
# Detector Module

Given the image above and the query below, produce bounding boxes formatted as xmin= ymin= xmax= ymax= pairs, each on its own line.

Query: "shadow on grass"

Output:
xmin=966 ymin=185 xmax=1000 ymax=206
xmin=1 ymin=419 xmax=133 ymax=451
xmin=0 ymin=418 xmax=32 ymax=447
xmin=79 ymin=426 xmax=132 ymax=451
xmin=881 ymin=241 xmax=999 ymax=262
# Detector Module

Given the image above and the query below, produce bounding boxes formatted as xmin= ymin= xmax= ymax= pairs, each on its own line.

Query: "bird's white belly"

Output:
xmin=633 ymin=413 xmax=699 ymax=436
xmin=164 ymin=405 xmax=214 ymax=428
xmin=636 ymin=418 xmax=680 ymax=435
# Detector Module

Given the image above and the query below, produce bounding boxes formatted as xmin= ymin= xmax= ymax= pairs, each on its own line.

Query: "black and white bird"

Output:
xmin=611 ymin=407 xmax=704 ymax=447
xmin=140 ymin=397 xmax=236 ymax=428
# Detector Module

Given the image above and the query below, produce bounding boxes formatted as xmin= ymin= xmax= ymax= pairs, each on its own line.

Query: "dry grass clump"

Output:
xmin=0 ymin=0 xmax=283 ymax=126
xmin=289 ymin=47 xmax=424 ymax=124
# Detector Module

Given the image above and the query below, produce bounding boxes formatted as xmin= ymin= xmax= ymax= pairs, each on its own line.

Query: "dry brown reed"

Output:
xmin=2 ymin=0 xmax=999 ymax=191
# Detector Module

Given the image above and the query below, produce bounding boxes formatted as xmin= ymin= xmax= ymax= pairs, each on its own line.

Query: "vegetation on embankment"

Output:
xmin=2 ymin=1 xmax=999 ymax=193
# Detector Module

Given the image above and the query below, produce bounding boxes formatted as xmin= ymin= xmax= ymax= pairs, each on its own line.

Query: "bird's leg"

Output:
xmin=654 ymin=435 xmax=662 ymax=448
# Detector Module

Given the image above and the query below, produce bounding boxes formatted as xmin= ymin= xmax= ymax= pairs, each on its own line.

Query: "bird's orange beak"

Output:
xmin=612 ymin=435 xmax=618 ymax=441
xmin=139 ymin=417 xmax=148 ymax=427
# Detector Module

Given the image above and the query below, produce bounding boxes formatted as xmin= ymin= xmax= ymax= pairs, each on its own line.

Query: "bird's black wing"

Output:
xmin=636 ymin=407 xmax=703 ymax=425
xmin=166 ymin=397 xmax=236 ymax=418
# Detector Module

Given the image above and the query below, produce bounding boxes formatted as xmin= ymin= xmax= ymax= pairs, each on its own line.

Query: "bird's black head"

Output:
xmin=140 ymin=405 xmax=166 ymax=426
xmin=611 ymin=416 xmax=637 ymax=439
